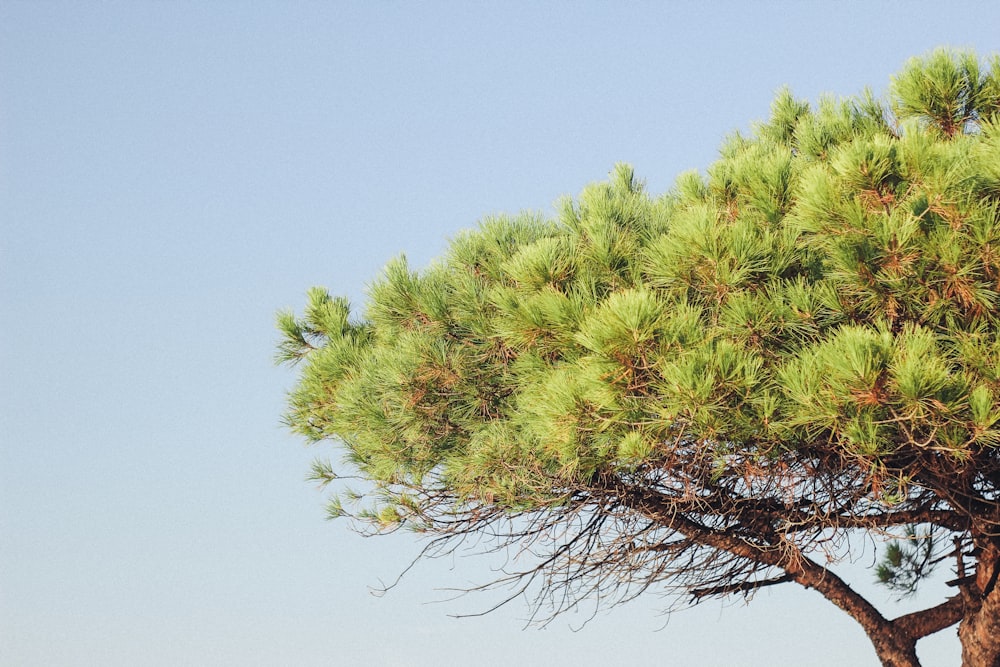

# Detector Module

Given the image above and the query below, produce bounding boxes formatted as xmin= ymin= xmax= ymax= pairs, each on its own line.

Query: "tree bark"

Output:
xmin=959 ymin=541 xmax=1000 ymax=667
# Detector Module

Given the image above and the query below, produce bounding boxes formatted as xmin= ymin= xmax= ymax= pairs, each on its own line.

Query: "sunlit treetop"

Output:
xmin=280 ymin=50 xmax=1000 ymax=667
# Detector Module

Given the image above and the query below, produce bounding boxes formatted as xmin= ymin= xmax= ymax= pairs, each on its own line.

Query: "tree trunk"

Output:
xmin=959 ymin=541 xmax=1000 ymax=667
xmin=868 ymin=635 xmax=921 ymax=667
xmin=960 ymin=610 xmax=1000 ymax=667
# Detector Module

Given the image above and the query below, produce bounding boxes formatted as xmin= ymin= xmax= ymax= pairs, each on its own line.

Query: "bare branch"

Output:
xmin=691 ymin=573 xmax=795 ymax=600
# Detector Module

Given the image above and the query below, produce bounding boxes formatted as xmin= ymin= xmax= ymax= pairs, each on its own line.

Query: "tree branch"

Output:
xmin=893 ymin=594 xmax=964 ymax=640
xmin=691 ymin=573 xmax=794 ymax=601
xmin=619 ymin=483 xmax=923 ymax=667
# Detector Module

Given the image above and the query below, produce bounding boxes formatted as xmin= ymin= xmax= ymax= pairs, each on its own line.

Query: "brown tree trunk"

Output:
xmin=870 ymin=640 xmax=921 ymax=667
xmin=960 ymin=610 xmax=1000 ymax=667
xmin=959 ymin=541 xmax=1000 ymax=667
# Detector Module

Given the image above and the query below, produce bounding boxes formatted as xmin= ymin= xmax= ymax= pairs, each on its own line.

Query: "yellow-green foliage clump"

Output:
xmin=283 ymin=51 xmax=1000 ymax=525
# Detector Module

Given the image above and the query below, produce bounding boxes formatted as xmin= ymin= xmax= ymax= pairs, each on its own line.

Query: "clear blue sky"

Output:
xmin=2 ymin=2 xmax=999 ymax=665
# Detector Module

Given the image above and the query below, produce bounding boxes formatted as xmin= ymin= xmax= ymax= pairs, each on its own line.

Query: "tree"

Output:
xmin=279 ymin=50 xmax=1000 ymax=667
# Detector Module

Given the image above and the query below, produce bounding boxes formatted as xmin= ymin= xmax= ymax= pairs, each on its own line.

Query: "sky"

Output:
xmin=2 ymin=2 xmax=1000 ymax=666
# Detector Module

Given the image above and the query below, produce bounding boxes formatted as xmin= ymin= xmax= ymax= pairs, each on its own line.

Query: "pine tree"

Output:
xmin=280 ymin=49 xmax=1000 ymax=667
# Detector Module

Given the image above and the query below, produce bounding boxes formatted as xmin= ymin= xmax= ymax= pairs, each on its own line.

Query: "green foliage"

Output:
xmin=875 ymin=525 xmax=940 ymax=597
xmin=892 ymin=49 xmax=1000 ymax=136
xmin=280 ymin=51 xmax=1000 ymax=610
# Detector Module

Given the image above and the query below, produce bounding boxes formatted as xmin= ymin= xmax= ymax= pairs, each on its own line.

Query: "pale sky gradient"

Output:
xmin=3 ymin=3 xmax=1000 ymax=666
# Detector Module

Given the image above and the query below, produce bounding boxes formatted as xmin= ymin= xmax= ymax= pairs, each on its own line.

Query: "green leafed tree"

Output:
xmin=279 ymin=50 xmax=1000 ymax=667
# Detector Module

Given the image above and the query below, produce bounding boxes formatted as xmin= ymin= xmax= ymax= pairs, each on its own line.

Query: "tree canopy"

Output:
xmin=279 ymin=49 xmax=1000 ymax=667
